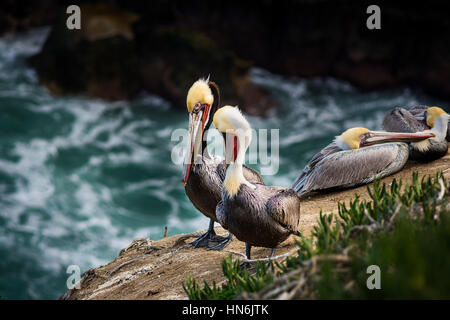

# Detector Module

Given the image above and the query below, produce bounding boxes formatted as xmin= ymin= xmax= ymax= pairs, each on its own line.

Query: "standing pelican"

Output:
xmin=183 ymin=79 xmax=264 ymax=250
xmin=383 ymin=106 xmax=449 ymax=161
xmin=292 ymin=127 xmax=435 ymax=196
xmin=213 ymin=106 xmax=301 ymax=263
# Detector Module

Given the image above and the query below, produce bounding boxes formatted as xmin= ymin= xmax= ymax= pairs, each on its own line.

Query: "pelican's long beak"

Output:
xmin=222 ymin=132 xmax=239 ymax=169
xmin=361 ymin=131 xmax=435 ymax=147
xmin=182 ymin=105 xmax=211 ymax=186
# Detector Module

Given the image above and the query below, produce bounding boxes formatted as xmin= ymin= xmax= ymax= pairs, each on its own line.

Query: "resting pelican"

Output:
xmin=292 ymin=127 xmax=435 ymax=196
xmin=213 ymin=106 xmax=301 ymax=264
xmin=383 ymin=106 xmax=449 ymax=161
xmin=183 ymin=79 xmax=264 ymax=250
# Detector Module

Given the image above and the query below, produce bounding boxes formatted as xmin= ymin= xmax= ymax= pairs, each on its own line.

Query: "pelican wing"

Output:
xmin=292 ymin=142 xmax=342 ymax=191
xmin=266 ymin=189 xmax=301 ymax=235
xmin=304 ymin=142 xmax=343 ymax=170
xmin=215 ymin=200 xmax=228 ymax=229
xmin=294 ymin=143 xmax=407 ymax=196
xmin=243 ymin=165 xmax=265 ymax=184
xmin=383 ymin=107 xmax=427 ymax=133
xmin=409 ymin=105 xmax=428 ymax=118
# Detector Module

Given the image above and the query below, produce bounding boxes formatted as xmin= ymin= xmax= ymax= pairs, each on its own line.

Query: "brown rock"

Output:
xmin=232 ymin=61 xmax=277 ymax=117
xmin=334 ymin=61 xmax=395 ymax=90
xmin=81 ymin=3 xmax=139 ymax=42
xmin=28 ymin=3 xmax=141 ymax=101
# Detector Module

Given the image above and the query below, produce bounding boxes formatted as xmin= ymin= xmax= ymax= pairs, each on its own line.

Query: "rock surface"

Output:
xmin=61 ymin=145 xmax=450 ymax=300
xmin=0 ymin=0 xmax=58 ymax=35
xmin=27 ymin=3 xmax=276 ymax=115
xmin=21 ymin=1 xmax=450 ymax=116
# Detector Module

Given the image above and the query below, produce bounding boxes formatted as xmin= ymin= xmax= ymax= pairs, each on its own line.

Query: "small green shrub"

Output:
xmin=183 ymin=172 xmax=449 ymax=300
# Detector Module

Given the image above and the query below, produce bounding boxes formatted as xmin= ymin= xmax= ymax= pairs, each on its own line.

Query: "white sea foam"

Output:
xmin=1 ymin=27 xmax=447 ymax=299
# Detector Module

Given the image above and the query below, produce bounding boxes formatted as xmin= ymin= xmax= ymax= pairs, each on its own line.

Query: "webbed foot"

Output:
xmin=207 ymin=233 xmax=233 ymax=251
xmin=189 ymin=230 xmax=214 ymax=248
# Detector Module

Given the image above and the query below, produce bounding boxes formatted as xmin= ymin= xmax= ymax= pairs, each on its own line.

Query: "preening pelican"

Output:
xmin=292 ymin=127 xmax=435 ymax=197
xmin=213 ymin=106 xmax=301 ymax=264
xmin=183 ymin=79 xmax=264 ymax=250
xmin=383 ymin=106 xmax=449 ymax=161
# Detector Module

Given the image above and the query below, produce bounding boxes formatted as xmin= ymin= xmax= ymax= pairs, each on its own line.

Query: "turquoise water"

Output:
xmin=0 ymin=28 xmax=448 ymax=299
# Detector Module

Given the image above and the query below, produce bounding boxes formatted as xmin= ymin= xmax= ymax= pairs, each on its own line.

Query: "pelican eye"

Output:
xmin=193 ymin=103 xmax=210 ymax=114
xmin=193 ymin=103 xmax=202 ymax=113
xmin=359 ymin=133 xmax=370 ymax=145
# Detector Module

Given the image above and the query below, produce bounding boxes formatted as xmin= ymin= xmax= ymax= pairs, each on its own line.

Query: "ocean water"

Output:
xmin=0 ymin=28 xmax=448 ymax=299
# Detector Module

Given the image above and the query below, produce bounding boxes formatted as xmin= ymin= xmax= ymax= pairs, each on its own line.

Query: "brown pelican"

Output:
xmin=182 ymin=79 xmax=264 ymax=250
xmin=213 ymin=106 xmax=301 ymax=264
xmin=383 ymin=106 xmax=449 ymax=161
xmin=292 ymin=127 xmax=435 ymax=197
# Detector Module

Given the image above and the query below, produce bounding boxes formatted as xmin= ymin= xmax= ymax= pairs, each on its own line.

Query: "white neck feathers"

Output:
xmin=335 ymin=136 xmax=351 ymax=150
xmin=412 ymin=114 xmax=448 ymax=151
xmin=223 ymin=129 xmax=255 ymax=197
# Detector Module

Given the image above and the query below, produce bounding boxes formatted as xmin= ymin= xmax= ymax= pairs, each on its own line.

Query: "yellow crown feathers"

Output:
xmin=186 ymin=79 xmax=214 ymax=113
xmin=339 ymin=128 xmax=370 ymax=149
xmin=426 ymin=106 xmax=447 ymax=128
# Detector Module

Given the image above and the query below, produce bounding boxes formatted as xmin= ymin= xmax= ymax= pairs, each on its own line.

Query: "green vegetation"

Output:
xmin=183 ymin=256 xmax=274 ymax=300
xmin=183 ymin=172 xmax=450 ymax=299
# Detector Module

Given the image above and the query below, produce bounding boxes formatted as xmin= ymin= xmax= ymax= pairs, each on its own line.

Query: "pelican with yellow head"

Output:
xmin=214 ymin=105 xmax=301 ymax=265
xmin=182 ymin=79 xmax=264 ymax=250
xmin=383 ymin=106 xmax=449 ymax=161
xmin=292 ymin=127 xmax=435 ymax=196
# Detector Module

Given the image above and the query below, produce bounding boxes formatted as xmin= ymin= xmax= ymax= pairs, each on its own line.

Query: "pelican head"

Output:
xmin=213 ymin=105 xmax=254 ymax=196
xmin=182 ymin=78 xmax=220 ymax=186
xmin=426 ymin=107 xmax=449 ymax=137
xmin=425 ymin=107 xmax=448 ymax=127
xmin=336 ymin=127 xmax=435 ymax=150
xmin=213 ymin=105 xmax=252 ymax=164
xmin=411 ymin=106 xmax=449 ymax=152
xmin=186 ymin=79 xmax=214 ymax=113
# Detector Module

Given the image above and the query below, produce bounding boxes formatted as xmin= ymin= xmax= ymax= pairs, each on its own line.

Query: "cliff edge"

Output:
xmin=61 ymin=145 xmax=450 ymax=300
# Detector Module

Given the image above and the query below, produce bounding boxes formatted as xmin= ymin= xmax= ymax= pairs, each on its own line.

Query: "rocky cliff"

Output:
xmin=61 ymin=145 xmax=450 ymax=300
xmin=2 ymin=1 xmax=446 ymax=116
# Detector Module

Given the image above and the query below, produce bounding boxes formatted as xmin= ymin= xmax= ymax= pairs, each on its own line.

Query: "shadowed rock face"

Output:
xmin=27 ymin=3 xmax=276 ymax=115
xmin=0 ymin=0 xmax=59 ymax=35
xmin=28 ymin=4 xmax=142 ymax=101
xmin=19 ymin=1 xmax=450 ymax=114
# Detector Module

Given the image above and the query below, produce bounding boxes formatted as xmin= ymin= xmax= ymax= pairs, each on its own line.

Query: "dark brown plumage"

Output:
xmin=185 ymin=157 xmax=264 ymax=246
xmin=213 ymin=105 xmax=301 ymax=263
xmin=216 ymin=184 xmax=301 ymax=249
xmin=183 ymin=80 xmax=265 ymax=250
